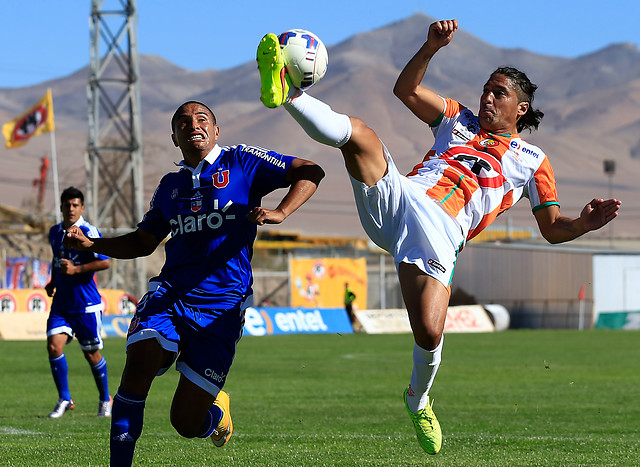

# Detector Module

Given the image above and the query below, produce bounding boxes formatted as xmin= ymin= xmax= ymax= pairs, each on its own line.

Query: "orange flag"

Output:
xmin=2 ymin=88 xmax=55 ymax=148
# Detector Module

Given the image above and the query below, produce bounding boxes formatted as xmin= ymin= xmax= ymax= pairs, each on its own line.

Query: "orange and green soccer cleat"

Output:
xmin=210 ymin=390 xmax=233 ymax=447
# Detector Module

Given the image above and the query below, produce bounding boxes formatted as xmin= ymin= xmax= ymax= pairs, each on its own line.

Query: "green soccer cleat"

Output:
xmin=210 ymin=390 xmax=233 ymax=447
xmin=404 ymin=387 xmax=442 ymax=455
xmin=257 ymin=33 xmax=291 ymax=108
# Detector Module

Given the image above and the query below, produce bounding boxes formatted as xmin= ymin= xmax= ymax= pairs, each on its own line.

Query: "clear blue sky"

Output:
xmin=1 ymin=0 xmax=638 ymax=88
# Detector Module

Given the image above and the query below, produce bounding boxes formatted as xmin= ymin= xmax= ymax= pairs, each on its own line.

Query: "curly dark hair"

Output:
xmin=491 ymin=66 xmax=544 ymax=133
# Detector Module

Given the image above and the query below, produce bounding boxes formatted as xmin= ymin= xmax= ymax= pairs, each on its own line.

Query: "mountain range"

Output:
xmin=2 ymin=13 xmax=639 ymax=239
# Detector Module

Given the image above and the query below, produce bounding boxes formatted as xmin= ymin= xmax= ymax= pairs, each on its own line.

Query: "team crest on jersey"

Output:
xmin=171 ymin=188 xmax=178 ymax=199
xmin=191 ymin=191 xmax=204 ymax=212
xmin=479 ymin=138 xmax=499 ymax=147
xmin=128 ymin=315 xmax=141 ymax=335
xmin=213 ymin=169 xmax=230 ymax=188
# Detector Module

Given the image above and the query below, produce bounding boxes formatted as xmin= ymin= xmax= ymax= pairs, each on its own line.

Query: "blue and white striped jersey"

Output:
xmin=138 ymin=144 xmax=295 ymax=309
xmin=49 ymin=216 xmax=108 ymax=312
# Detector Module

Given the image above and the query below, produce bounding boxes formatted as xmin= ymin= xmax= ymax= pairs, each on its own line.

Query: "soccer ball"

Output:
xmin=278 ymin=29 xmax=328 ymax=89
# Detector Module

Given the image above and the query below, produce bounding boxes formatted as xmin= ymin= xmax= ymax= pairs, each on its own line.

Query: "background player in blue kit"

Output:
xmin=64 ymin=101 xmax=325 ymax=466
xmin=45 ymin=186 xmax=112 ymax=418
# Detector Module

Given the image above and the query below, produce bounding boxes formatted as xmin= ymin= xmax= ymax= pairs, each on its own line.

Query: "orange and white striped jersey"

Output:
xmin=407 ymin=98 xmax=559 ymax=241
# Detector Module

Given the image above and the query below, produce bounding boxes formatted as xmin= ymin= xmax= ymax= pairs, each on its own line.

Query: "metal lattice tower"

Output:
xmin=87 ymin=0 xmax=145 ymax=296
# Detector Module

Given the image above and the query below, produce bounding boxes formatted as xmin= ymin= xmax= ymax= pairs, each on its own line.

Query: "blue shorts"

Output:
xmin=46 ymin=304 xmax=105 ymax=351
xmin=127 ymin=280 xmax=249 ymax=396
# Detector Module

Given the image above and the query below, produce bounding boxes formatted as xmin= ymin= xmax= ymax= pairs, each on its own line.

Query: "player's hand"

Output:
xmin=63 ymin=225 xmax=94 ymax=251
xmin=580 ymin=198 xmax=621 ymax=231
xmin=44 ymin=282 xmax=55 ymax=297
xmin=59 ymin=258 xmax=79 ymax=275
xmin=427 ymin=19 xmax=458 ymax=50
xmin=246 ymin=206 xmax=286 ymax=225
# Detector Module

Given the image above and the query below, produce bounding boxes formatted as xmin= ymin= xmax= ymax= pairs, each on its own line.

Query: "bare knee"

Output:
xmin=415 ymin=329 xmax=443 ymax=352
xmin=411 ymin=315 xmax=445 ymax=351
xmin=47 ymin=342 xmax=62 ymax=358
xmin=409 ymin=312 xmax=443 ymax=350
xmin=349 ymin=117 xmax=372 ymax=137
xmin=398 ymin=263 xmax=450 ymax=351
xmin=46 ymin=335 xmax=67 ymax=358
xmin=83 ymin=349 xmax=102 ymax=366
xmin=340 ymin=118 xmax=387 ymax=186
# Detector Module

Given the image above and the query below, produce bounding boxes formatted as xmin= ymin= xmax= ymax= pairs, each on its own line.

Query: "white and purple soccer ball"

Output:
xmin=278 ymin=29 xmax=328 ymax=89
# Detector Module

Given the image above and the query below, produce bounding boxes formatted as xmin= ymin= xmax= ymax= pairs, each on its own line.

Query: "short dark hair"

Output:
xmin=61 ymin=186 xmax=84 ymax=205
xmin=171 ymin=101 xmax=217 ymax=132
xmin=491 ymin=66 xmax=544 ymax=133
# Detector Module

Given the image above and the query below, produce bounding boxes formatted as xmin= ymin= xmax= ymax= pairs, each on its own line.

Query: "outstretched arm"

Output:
xmin=393 ymin=19 xmax=458 ymax=125
xmin=246 ymin=157 xmax=325 ymax=225
xmin=533 ymin=198 xmax=621 ymax=244
xmin=64 ymin=226 xmax=163 ymax=259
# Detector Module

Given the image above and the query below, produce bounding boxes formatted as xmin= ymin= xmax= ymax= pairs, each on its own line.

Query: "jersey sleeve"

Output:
xmin=137 ymin=176 xmax=172 ymax=239
xmin=430 ymin=98 xmax=469 ymax=139
xmin=525 ymin=156 xmax=560 ymax=212
xmin=237 ymin=145 xmax=295 ymax=198
xmin=80 ymin=224 xmax=109 ymax=261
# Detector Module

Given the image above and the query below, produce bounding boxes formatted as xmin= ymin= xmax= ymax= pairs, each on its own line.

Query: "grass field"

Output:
xmin=1 ymin=330 xmax=639 ymax=466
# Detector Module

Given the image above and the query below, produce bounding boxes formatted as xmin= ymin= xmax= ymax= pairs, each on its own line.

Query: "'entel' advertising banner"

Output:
xmin=100 ymin=307 xmax=354 ymax=339
xmin=244 ymin=307 xmax=353 ymax=336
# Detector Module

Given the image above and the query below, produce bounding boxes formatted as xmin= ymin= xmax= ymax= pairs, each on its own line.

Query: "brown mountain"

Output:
xmin=2 ymin=13 xmax=639 ymax=239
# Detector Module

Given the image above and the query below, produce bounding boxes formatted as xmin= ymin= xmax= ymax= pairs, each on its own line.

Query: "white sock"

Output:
xmin=406 ymin=336 xmax=443 ymax=413
xmin=283 ymin=92 xmax=352 ymax=148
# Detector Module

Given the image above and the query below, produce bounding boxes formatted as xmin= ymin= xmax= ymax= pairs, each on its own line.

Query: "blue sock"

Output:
xmin=50 ymin=354 xmax=71 ymax=401
xmin=110 ymin=389 xmax=147 ymax=467
xmin=91 ymin=357 xmax=110 ymax=401
xmin=196 ymin=404 xmax=223 ymax=438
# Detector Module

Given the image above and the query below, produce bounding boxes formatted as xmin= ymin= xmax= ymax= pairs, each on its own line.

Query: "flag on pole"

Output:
xmin=2 ymin=88 xmax=55 ymax=148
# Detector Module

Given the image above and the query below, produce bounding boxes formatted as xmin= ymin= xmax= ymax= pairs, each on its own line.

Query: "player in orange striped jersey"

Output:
xmin=258 ymin=20 xmax=621 ymax=454
xmin=390 ymin=21 xmax=616 ymax=451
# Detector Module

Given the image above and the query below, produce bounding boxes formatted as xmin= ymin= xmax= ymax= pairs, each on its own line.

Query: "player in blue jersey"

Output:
xmin=63 ymin=101 xmax=324 ymax=466
xmin=45 ymin=186 xmax=112 ymax=418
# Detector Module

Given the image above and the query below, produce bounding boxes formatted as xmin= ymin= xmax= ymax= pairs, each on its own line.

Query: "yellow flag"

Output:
xmin=2 ymin=88 xmax=55 ymax=149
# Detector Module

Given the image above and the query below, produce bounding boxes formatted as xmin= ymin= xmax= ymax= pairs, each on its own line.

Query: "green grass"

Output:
xmin=1 ymin=330 xmax=639 ymax=466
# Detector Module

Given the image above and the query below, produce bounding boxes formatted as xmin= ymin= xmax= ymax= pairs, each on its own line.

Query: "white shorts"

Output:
xmin=349 ymin=145 xmax=464 ymax=287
